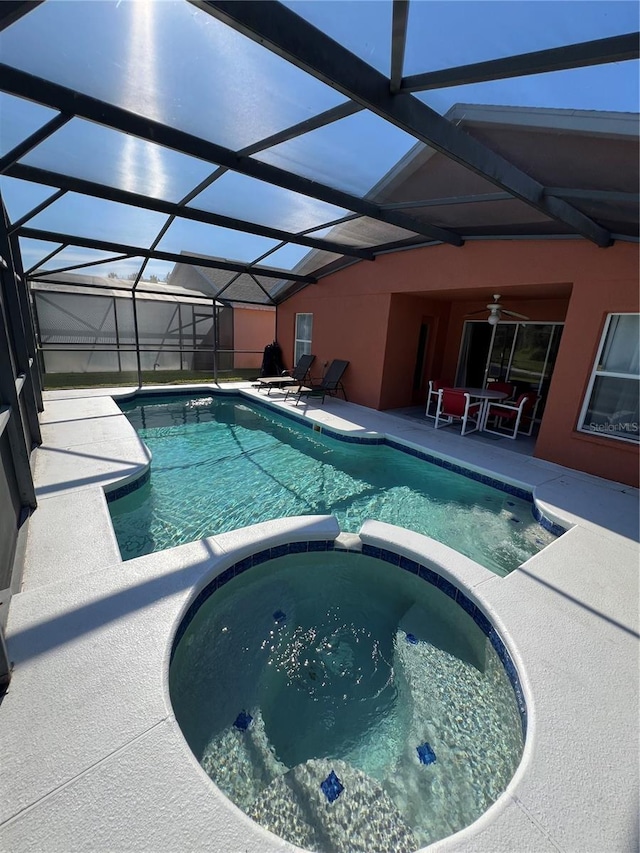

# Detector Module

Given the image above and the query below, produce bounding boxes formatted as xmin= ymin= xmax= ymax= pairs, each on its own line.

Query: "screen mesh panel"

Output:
xmin=21 ymin=119 xmax=216 ymax=203
xmin=0 ymin=92 xmax=59 ymax=158
xmin=189 ymin=171 xmax=349 ymax=233
xmin=404 ymin=0 xmax=638 ymax=75
xmin=0 ymin=1 xmax=345 ymax=151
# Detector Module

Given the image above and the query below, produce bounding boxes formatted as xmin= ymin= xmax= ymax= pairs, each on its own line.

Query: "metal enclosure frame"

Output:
xmin=0 ymin=1 xmax=637 ymax=684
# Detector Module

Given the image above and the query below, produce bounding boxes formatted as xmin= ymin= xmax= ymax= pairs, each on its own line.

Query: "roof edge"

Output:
xmin=444 ymin=102 xmax=639 ymax=137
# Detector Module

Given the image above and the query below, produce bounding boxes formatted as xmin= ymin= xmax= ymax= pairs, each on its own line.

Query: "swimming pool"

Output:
xmin=169 ymin=548 xmax=525 ymax=852
xmin=109 ymin=393 xmax=558 ymax=575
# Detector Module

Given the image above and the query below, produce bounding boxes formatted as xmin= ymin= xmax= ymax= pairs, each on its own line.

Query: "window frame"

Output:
xmin=577 ymin=312 xmax=640 ymax=445
xmin=294 ymin=312 xmax=313 ymax=365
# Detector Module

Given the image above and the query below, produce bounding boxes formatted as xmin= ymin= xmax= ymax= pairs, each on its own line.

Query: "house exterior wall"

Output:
xmin=278 ymin=291 xmax=392 ymax=395
xmin=535 ymin=273 xmax=639 ymax=486
xmin=233 ymin=306 xmax=275 ymax=369
xmin=278 ymin=240 xmax=639 ymax=486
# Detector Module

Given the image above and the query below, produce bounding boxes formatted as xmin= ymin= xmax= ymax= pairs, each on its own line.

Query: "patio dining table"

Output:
xmin=454 ymin=387 xmax=509 ymax=431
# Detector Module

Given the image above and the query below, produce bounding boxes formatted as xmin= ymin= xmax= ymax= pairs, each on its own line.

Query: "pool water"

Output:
xmin=110 ymin=394 xmax=556 ymax=575
xmin=169 ymin=552 xmax=525 ymax=852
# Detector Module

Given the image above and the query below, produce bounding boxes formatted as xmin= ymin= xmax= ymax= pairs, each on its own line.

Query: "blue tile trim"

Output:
xmin=418 ymin=564 xmax=439 ymax=586
xmin=250 ymin=394 xmax=384 ymax=444
xmin=361 ymin=544 xmax=381 ymax=559
xmin=170 ymin=539 xmax=527 ymax=737
xmin=105 ymin=467 xmax=150 ymax=503
xmin=170 ymin=539 xmax=337 ymax=657
xmin=246 ymin=393 xmax=316 ymax=433
xmin=385 ymin=438 xmax=533 ymax=502
xmin=321 ymin=427 xmax=384 ymax=445
xmin=399 ymin=555 xmax=420 ymax=574
xmin=118 ymin=390 xmax=538 ymax=506
xmin=437 ymin=574 xmax=458 ymax=600
xmin=531 ymin=503 xmax=567 ymax=537
xmin=380 ymin=548 xmax=400 ymax=566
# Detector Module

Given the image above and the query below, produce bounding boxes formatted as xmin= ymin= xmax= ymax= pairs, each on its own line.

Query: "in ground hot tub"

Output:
xmin=169 ymin=541 xmax=526 ymax=853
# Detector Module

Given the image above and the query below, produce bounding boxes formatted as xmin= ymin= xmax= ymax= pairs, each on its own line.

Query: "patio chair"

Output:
xmin=434 ymin=388 xmax=482 ymax=436
xmin=483 ymin=393 xmax=539 ymax=438
xmin=285 ymin=359 xmax=349 ymax=405
xmin=425 ymin=378 xmax=444 ymax=418
xmin=256 ymin=353 xmax=315 ymax=395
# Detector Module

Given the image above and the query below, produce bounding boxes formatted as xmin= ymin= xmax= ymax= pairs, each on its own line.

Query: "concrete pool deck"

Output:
xmin=1 ymin=383 xmax=638 ymax=853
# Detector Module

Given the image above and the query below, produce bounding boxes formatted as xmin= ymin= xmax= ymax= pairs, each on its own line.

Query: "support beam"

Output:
xmin=30 ymin=278 xmax=216 ymax=300
xmin=25 ymin=242 xmax=66 ymax=276
xmin=0 ymin=286 xmax=37 ymax=509
xmin=1 ymin=625 xmax=11 ymax=689
xmin=0 ymin=113 xmax=71 ymax=174
xmin=202 ymin=270 xmax=242 ymax=303
xmin=7 ymin=188 xmax=66 ymax=233
xmin=18 ymin=227 xmax=317 ymax=284
xmin=401 ymin=32 xmax=640 ymax=92
xmin=546 ymin=188 xmax=640 ymax=204
xmin=389 ymin=1 xmax=409 ymax=94
xmin=129 ymin=103 xmax=366 ymax=290
xmin=7 ymin=163 xmax=376 ymax=260
xmin=302 ymin=212 xmax=361 ymax=234
xmin=248 ymin=273 xmax=275 ymax=303
xmin=193 ymin=1 xmax=611 ymax=247
xmin=29 ymin=253 xmax=134 ymax=279
xmin=0 ymin=1 xmax=43 ymax=33
xmin=8 ymin=229 xmax=43 ymax=411
xmin=0 ymin=64 xmax=462 ymax=246
xmin=381 ymin=192 xmax=513 ymax=210
xmin=241 ymin=100 xmax=364 ymax=156
xmin=131 ymin=290 xmax=142 ymax=388
xmin=0 ymin=202 xmax=41 ymax=446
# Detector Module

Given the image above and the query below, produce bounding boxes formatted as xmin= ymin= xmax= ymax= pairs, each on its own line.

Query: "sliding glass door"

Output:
xmin=456 ymin=321 xmax=563 ymax=419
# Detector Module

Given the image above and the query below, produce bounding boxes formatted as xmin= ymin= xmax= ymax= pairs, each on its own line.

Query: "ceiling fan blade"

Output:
xmin=502 ymin=309 xmax=529 ymax=320
xmin=464 ymin=309 xmax=490 ymax=317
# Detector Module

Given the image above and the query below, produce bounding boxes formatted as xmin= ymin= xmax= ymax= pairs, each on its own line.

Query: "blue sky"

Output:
xmin=0 ymin=0 xmax=637 ymax=282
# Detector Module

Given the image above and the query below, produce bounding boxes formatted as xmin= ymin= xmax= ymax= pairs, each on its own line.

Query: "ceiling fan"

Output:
xmin=466 ymin=294 xmax=529 ymax=326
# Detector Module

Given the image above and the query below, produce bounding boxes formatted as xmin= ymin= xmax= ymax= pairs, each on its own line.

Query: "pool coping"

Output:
xmin=1 ymin=383 xmax=638 ymax=853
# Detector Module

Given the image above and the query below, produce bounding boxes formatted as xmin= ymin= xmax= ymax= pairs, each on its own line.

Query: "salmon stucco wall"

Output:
xmin=277 ymin=239 xmax=638 ymax=486
xmin=277 ymin=288 xmax=392 ymax=406
xmin=233 ymin=307 xmax=275 ymax=369
xmin=535 ymin=275 xmax=639 ymax=486
xmin=380 ymin=296 xmax=452 ymax=409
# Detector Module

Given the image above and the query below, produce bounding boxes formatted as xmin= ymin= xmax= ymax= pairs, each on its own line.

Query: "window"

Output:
xmin=294 ymin=313 xmax=312 ymax=365
xmin=578 ymin=314 xmax=639 ymax=444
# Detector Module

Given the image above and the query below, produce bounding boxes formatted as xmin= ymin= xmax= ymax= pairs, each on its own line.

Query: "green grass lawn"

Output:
xmin=43 ymin=368 xmax=259 ymax=390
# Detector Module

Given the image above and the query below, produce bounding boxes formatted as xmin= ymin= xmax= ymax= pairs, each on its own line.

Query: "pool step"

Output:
xmin=201 ymin=709 xmax=287 ymax=811
xmin=248 ymin=758 xmax=417 ymax=853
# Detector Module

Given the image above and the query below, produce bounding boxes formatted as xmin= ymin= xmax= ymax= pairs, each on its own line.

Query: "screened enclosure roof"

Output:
xmin=29 ymin=274 xmax=225 ymax=306
xmin=0 ymin=0 xmax=638 ymax=305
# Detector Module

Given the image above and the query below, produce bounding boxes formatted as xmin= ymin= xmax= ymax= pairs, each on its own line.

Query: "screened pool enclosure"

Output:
xmin=0 ymin=0 xmax=638 ymax=679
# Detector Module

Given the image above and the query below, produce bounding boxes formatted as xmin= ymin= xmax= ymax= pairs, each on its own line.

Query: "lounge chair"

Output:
xmin=256 ymin=353 xmax=315 ymax=395
xmin=285 ymin=359 xmax=349 ymax=405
